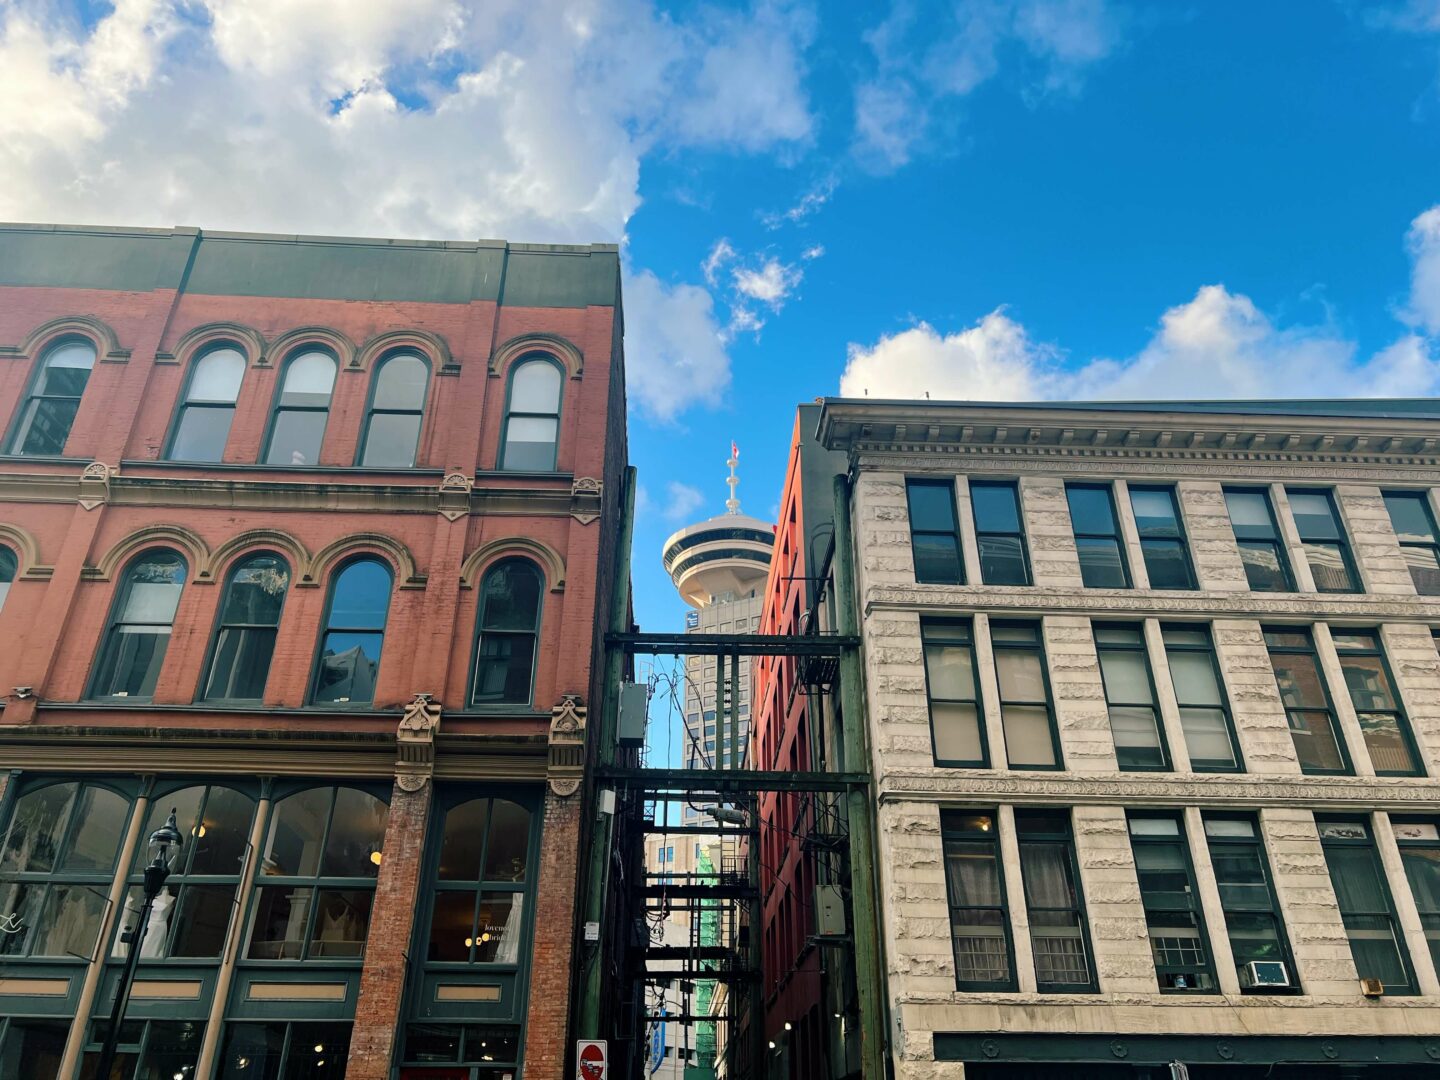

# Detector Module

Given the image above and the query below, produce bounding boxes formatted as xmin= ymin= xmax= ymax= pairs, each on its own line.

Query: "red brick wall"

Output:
xmin=521 ymin=788 xmax=584 ymax=1080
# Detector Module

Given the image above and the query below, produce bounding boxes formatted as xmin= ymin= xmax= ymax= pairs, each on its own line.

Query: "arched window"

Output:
xmin=311 ymin=558 xmax=392 ymax=706
xmin=247 ymin=786 xmax=388 ymax=961
xmin=500 ymin=358 xmax=561 ymax=471
xmin=471 ymin=558 xmax=542 ymax=706
xmin=0 ymin=545 xmax=15 ymax=613
xmin=89 ymin=549 xmax=187 ymax=700
xmin=359 ymin=352 xmax=429 ymax=467
xmin=203 ymin=553 xmax=291 ymax=702
xmin=111 ymin=785 xmax=256 ymax=960
xmin=167 ymin=346 xmax=246 ymax=462
xmin=425 ymin=797 xmax=533 ymax=964
xmin=263 ymin=350 xmax=336 ymax=466
xmin=0 ymin=780 xmax=132 ymax=960
xmin=8 ymin=338 xmax=96 ymax=456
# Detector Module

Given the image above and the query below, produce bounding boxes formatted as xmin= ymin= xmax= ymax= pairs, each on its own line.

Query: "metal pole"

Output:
xmin=578 ymin=465 xmax=637 ymax=1038
xmin=833 ymin=475 xmax=887 ymax=1080
xmin=748 ymin=790 xmax=765 ymax=1080
xmin=94 ymin=855 xmax=168 ymax=1079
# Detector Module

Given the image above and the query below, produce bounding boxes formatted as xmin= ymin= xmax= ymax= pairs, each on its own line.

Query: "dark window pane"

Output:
xmin=189 ymin=787 xmax=255 ymax=875
xmin=1305 ymin=542 xmax=1356 ymax=592
xmin=1237 ymin=541 xmax=1290 ymax=591
xmin=907 ymin=481 xmax=958 ymax=532
xmin=222 ymin=557 xmax=289 ymax=625
xmin=971 ymin=483 xmax=1021 ymax=532
xmin=313 ymin=632 xmax=382 ymax=704
xmin=373 ymin=354 xmax=428 ymax=409
xmin=479 ymin=561 xmax=542 ymax=631
xmin=309 ymin=889 xmax=372 ymax=957
xmin=979 ymin=535 xmax=1028 ymax=585
xmin=206 ymin=627 xmax=278 ymax=700
xmin=1109 ymin=705 xmax=1165 ymax=768
xmin=61 ymin=787 xmax=128 ymax=873
xmin=482 ymin=801 xmax=531 ymax=882
xmin=265 ymin=410 xmax=326 ymax=466
xmin=472 ymin=633 xmax=536 ymax=705
xmin=262 ymin=789 xmax=330 ymax=877
xmin=502 ymin=416 xmax=558 ymax=470
xmin=0 ymin=1018 xmax=69 ymax=1080
xmin=320 ymin=788 xmax=388 ymax=877
xmin=1130 ymin=488 xmax=1183 ymax=537
xmin=1142 ymin=539 xmax=1195 ymax=589
xmin=1358 ymin=713 xmax=1418 ymax=775
xmin=1269 ymin=652 xmax=1326 ymax=709
xmin=428 ymin=891 xmax=476 ymax=961
xmin=911 ymin=533 xmax=962 ymax=584
xmin=406 ymin=1025 xmax=462 ymax=1063
xmin=1401 ymin=545 xmax=1440 ymax=595
xmin=1065 ymin=486 xmax=1116 ymax=535
xmin=0 ymin=545 xmax=15 ymax=613
xmin=170 ymin=884 xmax=235 ymax=957
xmin=170 ymin=406 xmax=236 ymax=462
xmin=328 ymin=560 xmax=391 ymax=629
xmin=33 ymin=884 xmax=106 ymax=957
xmin=1384 ymin=493 xmax=1438 ymax=543
xmin=3 ymin=783 xmax=78 ymax=873
xmin=219 ymin=1023 xmax=286 ymax=1080
xmin=134 ymin=1021 xmax=205 ymax=1080
xmin=1289 ymin=710 xmax=1346 ymax=772
xmin=360 ymin=412 xmax=422 ymax=467
xmin=282 ymin=1024 xmax=350 ymax=1080
xmin=17 ymin=399 xmax=80 ymax=455
xmin=1075 ymin=537 xmax=1127 ymax=588
xmin=438 ymin=800 xmax=490 ymax=881
xmin=0 ymin=882 xmax=42 ymax=955
xmin=248 ymin=886 xmax=311 ymax=959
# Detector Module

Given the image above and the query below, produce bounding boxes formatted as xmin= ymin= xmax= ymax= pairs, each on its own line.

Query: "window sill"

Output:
xmin=39 ymin=700 xmax=400 ymax=720
xmin=121 ymin=458 xmax=446 ymax=477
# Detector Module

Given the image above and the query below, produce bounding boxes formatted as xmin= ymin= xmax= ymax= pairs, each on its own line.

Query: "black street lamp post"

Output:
xmin=94 ymin=808 xmax=183 ymax=1079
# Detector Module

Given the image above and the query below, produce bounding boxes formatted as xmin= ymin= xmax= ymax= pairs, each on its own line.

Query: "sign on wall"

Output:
xmin=577 ymin=1039 xmax=607 ymax=1080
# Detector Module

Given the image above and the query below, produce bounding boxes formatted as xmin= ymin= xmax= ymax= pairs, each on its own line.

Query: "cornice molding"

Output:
xmin=864 ymin=584 xmax=1440 ymax=623
xmin=876 ymin=769 xmax=1440 ymax=808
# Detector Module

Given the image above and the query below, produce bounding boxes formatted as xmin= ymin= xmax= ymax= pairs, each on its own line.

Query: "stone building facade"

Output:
xmin=0 ymin=223 xmax=629 ymax=1080
xmin=818 ymin=397 xmax=1440 ymax=1078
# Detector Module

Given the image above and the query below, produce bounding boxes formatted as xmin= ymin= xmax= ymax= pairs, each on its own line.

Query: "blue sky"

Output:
xmin=4 ymin=0 xmax=1440 ymax=647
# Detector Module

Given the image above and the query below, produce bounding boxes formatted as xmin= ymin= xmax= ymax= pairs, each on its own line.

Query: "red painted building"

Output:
xmin=751 ymin=405 xmax=857 ymax=1080
xmin=0 ymin=224 xmax=630 ymax=1080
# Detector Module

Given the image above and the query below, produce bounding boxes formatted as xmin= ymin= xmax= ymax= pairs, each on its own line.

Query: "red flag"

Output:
xmin=731 ymin=440 xmax=739 ymax=461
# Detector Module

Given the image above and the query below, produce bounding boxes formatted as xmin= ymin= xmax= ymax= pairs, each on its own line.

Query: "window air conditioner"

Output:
xmin=1359 ymin=977 xmax=1385 ymax=997
xmin=1240 ymin=960 xmax=1290 ymax=988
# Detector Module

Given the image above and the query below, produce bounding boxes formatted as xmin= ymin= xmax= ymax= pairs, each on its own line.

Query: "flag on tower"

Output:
xmin=731 ymin=440 xmax=739 ymax=461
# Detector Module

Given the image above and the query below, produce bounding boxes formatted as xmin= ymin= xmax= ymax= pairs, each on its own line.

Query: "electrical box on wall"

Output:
xmin=814 ymin=884 xmax=847 ymax=939
xmin=618 ymin=683 xmax=648 ymax=747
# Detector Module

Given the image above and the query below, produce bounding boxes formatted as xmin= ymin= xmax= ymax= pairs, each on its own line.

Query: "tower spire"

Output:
xmin=725 ymin=440 xmax=741 ymax=515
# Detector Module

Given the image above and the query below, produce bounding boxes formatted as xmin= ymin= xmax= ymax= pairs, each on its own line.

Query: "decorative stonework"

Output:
xmin=396 ymin=693 xmax=442 ymax=790
xmin=547 ymin=694 xmax=586 ymax=797
xmin=159 ymin=322 xmax=268 ymax=368
xmin=570 ymin=477 xmax=602 ymax=524
xmin=851 ymin=449 xmax=1440 ymax=481
xmin=2 ymin=315 xmax=129 ymax=364
xmin=438 ymin=472 xmax=473 ymax=522
xmin=488 ymin=332 xmax=584 ymax=379
xmin=78 ymin=462 xmax=116 ymax=511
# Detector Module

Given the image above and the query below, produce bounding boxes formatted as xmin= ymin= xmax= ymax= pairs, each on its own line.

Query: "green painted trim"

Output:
xmin=933 ymin=1032 xmax=1440 ymax=1066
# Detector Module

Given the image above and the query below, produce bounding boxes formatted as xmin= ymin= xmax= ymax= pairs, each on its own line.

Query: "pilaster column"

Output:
xmin=345 ymin=696 xmax=441 ymax=1080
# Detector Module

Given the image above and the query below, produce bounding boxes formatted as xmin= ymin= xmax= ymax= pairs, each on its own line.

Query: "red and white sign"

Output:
xmin=576 ymin=1040 xmax=607 ymax=1080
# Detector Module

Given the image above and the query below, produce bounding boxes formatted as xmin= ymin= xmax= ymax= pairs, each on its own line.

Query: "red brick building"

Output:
xmin=0 ymin=223 xmax=630 ymax=1080
xmin=751 ymin=405 xmax=857 ymax=1080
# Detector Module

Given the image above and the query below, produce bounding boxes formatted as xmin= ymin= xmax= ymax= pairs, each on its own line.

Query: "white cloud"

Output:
xmin=760 ymin=173 xmax=836 ymax=228
xmin=732 ymin=256 xmax=802 ymax=308
xmin=802 ymin=244 xmax=825 ymax=260
xmin=839 ymin=311 xmax=1056 ymax=399
xmin=622 ymin=268 xmax=732 ymax=420
xmin=662 ymin=481 xmax=706 ymax=522
xmin=702 ymin=238 xmax=738 ymax=286
xmin=1406 ymin=205 xmax=1440 ymax=335
xmin=853 ymin=0 xmax=1120 ymax=169
xmin=0 ymin=0 xmax=820 ymax=421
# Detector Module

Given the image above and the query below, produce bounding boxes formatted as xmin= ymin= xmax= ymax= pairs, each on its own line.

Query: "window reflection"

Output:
xmin=312 ymin=559 xmax=392 ymax=706
xmin=264 ymin=350 xmax=336 ymax=466
xmin=426 ymin=797 xmax=533 ymax=965
xmin=89 ymin=550 xmax=187 ymax=700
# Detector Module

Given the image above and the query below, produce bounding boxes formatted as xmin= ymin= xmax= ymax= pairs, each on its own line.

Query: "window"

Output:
xmin=1331 ymin=629 xmax=1423 ymax=777
xmin=247 ymin=787 xmax=388 ymax=960
xmin=471 ymin=558 xmax=543 ymax=707
xmin=311 ymin=558 xmax=392 ymax=706
xmin=1287 ymin=489 xmax=1359 ymax=592
xmin=1066 ymin=484 xmax=1129 ymax=588
xmin=1383 ymin=491 xmax=1440 ymax=596
xmin=1318 ymin=818 xmax=1414 ymax=993
xmin=1016 ymin=810 xmax=1094 ymax=991
xmin=922 ymin=619 xmax=985 ymax=767
xmin=401 ymin=1024 xmax=521 ymax=1075
xmin=112 ymin=785 xmax=255 ymax=961
xmin=905 ymin=479 xmax=964 ymax=584
xmin=1095 ymin=624 xmax=1169 ymax=770
xmin=0 ymin=1018 xmax=69 ymax=1079
xmin=1161 ymin=625 xmax=1242 ymax=771
xmin=7 ymin=338 xmax=96 ymax=456
xmin=940 ymin=810 xmax=1014 ymax=990
xmin=1203 ymin=815 xmax=1297 ymax=991
xmin=0 ymin=781 xmax=132 ymax=961
xmin=359 ymin=352 xmax=429 ymax=467
xmin=167 ymin=346 xmax=245 ymax=462
xmin=219 ymin=1021 xmax=351 ymax=1079
xmin=1128 ymin=485 xmax=1196 ymax=590
xmin=425 ymin=797 xmax=534 ymax=964
xmin=0 ymin=545 xmax=14 ymax=613
xmin=1224 ymin=488 xmax=1293 ymax=592
xmin=1128 ymin=815 xmax=1216 ymax=992
xmin=203 ymin=553 xmax=290 ymax=702
xmin=81 ymin=1020 xmax=205 ymax=1079
xmin=990 ymin=622 xmax=1059 ymax=768
xmin=970 ymin=481 xmax=1030 ymax=585
xmin=89 ymin=550 xmax=187 ymax=700
xmin=263 ymin=350 xmax=336 ymax=466
xmin=1264 ymin=627 xmax=1351 ymax=774
xmin=500 ymin=358 xmax=561 ymax=471
xmin=1393 ymin=819 xmax=1440 ymax=977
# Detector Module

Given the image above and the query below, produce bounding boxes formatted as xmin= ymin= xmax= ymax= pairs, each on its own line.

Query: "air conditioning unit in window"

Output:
xmin=1360 ymin=977 xmax=1385 ymax=997
xmin=1240 ymin=960 xmax=1290 ymax=989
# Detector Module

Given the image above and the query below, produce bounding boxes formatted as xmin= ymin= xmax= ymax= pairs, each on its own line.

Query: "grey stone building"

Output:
xmin=819 ymin=397 xmax=1440 ymax=1079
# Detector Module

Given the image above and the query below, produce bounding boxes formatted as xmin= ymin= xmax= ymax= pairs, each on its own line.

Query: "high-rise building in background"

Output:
xmin=0 ymin=223 xmax=629 ymax=1080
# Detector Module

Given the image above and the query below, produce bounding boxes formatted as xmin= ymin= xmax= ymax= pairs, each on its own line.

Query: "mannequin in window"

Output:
xmin=141 ymin=886 xmax=175 ymax=959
